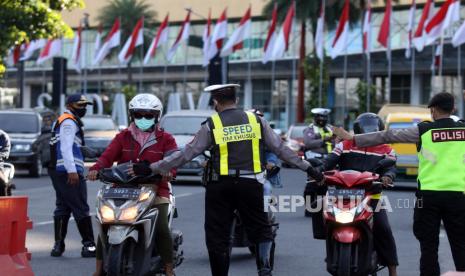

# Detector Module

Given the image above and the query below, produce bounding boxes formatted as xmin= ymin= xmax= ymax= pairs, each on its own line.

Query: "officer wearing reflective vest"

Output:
xmin=132 ymin=84 xmax=323 ymax=276
xmin=48 ymin=94 xmax=96 ymax=258
xmin=333 ymin=92 xmax=465 ymax=276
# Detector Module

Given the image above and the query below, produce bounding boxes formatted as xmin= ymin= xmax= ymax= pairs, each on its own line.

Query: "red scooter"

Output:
xmin=309 ymin=159 xmax=394 ymax=276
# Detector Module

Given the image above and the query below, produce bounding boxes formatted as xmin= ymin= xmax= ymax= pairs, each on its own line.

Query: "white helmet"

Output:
xmin=128 ymin=93 xmax=163 ymax=120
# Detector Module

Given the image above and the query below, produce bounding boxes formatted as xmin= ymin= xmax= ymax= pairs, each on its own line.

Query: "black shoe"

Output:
xmin=50 ymin=215 xmax=70 ymax=257
xmin=208 ymin=250 xmax=230 ymax=276
xmin=255 ymin=241 xmax=274 ymax=276
xmin=76 ymin=216 xmax=96 ymax=258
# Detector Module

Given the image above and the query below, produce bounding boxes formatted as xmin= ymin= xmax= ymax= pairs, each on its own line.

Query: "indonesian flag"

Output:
xmin=315 ymin=0 xmax=325 ymax=61
xmin=94 ymin=24 xmax=103 ymax=60
xmin=119 ymin=18 xmax=144 ymax=64
xmin=405 ymin=0 xmax=416 ymax=58
xmin=144 ymin=14 xmax=169 ymax=65
xmin=413 ymin=0 xmax=434 ymax=52
xmin=431 ymin=43 xmax=442 ymax=72
xmin=37 ymin=39 xmax=62 ymax=64
xmin=262 ymin=3 xmax=278 ymax=64
xmin=167 ymin=10 xmax=191 ymax=62
xmin=6 ymin=45 xmax=22 ymax=66
xmin=452 ymin=20 xmax=465 ymax=47
xmin=71 ymin=24 xmax=82 ymax=72
xmin=331 ymin=0 xmax=349 ymax=59
xmin=220 ymin=6 xmax=251 ymax=57
xmin=93 ymin=18 xmax=121 ymax=66
xmin=272 ymin=3 xmax=295 ymax=59
xmin=202 ymin=9 xmax=212 ymax=66
xmin=362 ymin=1 xmax=372 ymax=58
xmin=20 ymin=39 xmax=46 ymax=61
xmin=206 ymin=8 xmax=228 ymax=61
xmin=425 ymin=0 xmax=460 ymax=45
xmin=378 ymin=0 xmax=392 ymax=49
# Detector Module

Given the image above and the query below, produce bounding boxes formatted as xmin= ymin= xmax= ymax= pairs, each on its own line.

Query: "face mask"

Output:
xmin=135 ymin=118 xmax=155 ymax=131
xmin=75 ymin=108 xmax=87 ymax=118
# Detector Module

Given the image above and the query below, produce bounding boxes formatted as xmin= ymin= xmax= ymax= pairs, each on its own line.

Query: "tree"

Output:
xmin=0 ymin=0 xmax=83 ymax=74
xmin=262 ymin=0 xmax=391 ymax=123
xmin=97 ymin=0 xmax=157 ymax=84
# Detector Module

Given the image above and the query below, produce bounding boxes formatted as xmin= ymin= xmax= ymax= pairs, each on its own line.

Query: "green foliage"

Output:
xmin=303 ymin=54 xmax=329 ymax=120
xmin=0 ymin=0 xmax=83 ymax=74
xmin=355 ymin=81 xmax=377 ymax=113
xmin=121 ymin=84 xmax=137 ymax=103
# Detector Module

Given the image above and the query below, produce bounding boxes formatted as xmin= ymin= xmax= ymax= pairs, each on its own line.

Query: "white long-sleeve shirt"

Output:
xmin=59 ymin=114 xmax=78 ymax=173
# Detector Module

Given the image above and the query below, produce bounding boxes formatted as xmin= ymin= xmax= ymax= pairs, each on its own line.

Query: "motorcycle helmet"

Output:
xmin=311 ymin=108 xmax=331 ymax=127
xmin=128 ymin=93 xmax=163 ymax=122
xmin=353 ymin=113 xmax=385 ymax=134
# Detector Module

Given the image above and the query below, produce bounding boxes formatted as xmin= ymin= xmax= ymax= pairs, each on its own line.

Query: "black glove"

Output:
xmin=133 ymin=161 xmax=152 ymax=176
xmin=307 ymin=166 xmax=324 ymax=182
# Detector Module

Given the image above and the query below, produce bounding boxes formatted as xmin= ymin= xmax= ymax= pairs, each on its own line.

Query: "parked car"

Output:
xmin=282 ymin=124 xmax=306 ymax=167
xmin=0 ymin=108 xmax=56 ymax=177
xmin=81 ymin=115 xmax=119 ymax=160
xmin=159 ymin=110 xmax=214 ymax=182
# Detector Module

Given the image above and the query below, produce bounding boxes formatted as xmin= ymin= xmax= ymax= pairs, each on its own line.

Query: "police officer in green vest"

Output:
xmin=333 ymin=92 xmax=465 ymax=276
xmin=133 ymin=84 xmax=323 ymax=276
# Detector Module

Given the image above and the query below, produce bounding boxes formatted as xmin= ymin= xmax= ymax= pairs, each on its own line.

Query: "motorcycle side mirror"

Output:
xmin=203 ymin=150 xmax=211 ymax=159
xmin=307 ymin=158 xmax=324 ymax=168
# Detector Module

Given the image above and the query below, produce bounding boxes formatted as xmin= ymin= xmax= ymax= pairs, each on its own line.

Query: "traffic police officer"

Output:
xmin=333 ymin=92 xmax=465 ymax=276
xmin=135 ymin=84 xmax=323 ymax=276
xmin=49 ymin=94 xmax=96 ymax=258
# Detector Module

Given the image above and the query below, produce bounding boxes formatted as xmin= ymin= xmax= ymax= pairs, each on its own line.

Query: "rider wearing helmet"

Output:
xmin=323 ymin=113 xmax=399 ymax=276
xmin=88 ymin=94 xmax=178 ymax=276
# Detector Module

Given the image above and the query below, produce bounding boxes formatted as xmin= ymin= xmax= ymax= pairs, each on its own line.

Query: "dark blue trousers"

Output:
xmin=49 ymin=169 xmax=90 ymax=221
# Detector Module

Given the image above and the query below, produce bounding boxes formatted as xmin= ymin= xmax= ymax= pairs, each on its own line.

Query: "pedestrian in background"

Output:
xmin=48 ymin=94 xmax=96 ymax=258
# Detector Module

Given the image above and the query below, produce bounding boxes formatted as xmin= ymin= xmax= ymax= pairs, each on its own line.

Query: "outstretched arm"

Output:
xmin=333 ymin=126 xmax=419 ymax=148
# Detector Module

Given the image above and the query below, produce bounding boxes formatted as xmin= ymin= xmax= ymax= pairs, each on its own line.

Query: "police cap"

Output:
xmin=311 ymin=108 xmax=331 ymax=116
xmin=428 ymin=92 xmax=454 ymax=113
xmin=66 ymin=94 xmax=93 ymax=105
xmin=205 ymin=84 xmax=240 ymax=98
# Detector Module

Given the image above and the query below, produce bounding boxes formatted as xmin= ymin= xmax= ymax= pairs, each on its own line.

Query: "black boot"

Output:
xmin=208 ymin=250 xmax=230 ymax=276
xmin=255 ymin=241 xmax=274 ymax=276
xmin=50 ymin=215 xmax=70 ymax=257
xmin=76 ymin=216 xmax=96 ymax=258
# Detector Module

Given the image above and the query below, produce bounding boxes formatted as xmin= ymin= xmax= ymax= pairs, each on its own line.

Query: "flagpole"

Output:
xmin=271 ymin=59 xmax=276 ymax=118
xmin=319 ymin=56 xmax=324 ymax=107
xmin=163 ymin=48 xmax=168 ymax=90
xmin=118 ymin=16 xmax=122 ymax=90
xmin=411 ymin=44 xmax=416 ymax=101
xmin=439 ymin=35 xmax=444 ymax=78
xmin=387 ymin=29 xmax=392 ymax=103
xmin=183 ymin=39 xmax=188 ymax=94
xmin=367 ymin=54 xmax=371 ymax=112
xmin=84 ymin=28 xmax=88 ymax=94
xmin=139 ymin=19 xmax=144 ymax=93
xmin=247 ymin=35 xmax=252 ymax=109
xmin=343 ymin=50 xmax=348 ymax=127
xmin=459 ymin=44 xmax=463 ymax=118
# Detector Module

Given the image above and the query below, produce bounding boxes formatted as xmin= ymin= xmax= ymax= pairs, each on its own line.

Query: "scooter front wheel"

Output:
xmin=107 ymin=239 xmax=136 ymax=276
xmin=337 ymin=243 xmax=352 ymax=276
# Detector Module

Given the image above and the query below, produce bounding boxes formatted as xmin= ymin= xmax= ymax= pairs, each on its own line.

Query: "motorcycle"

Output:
xmin=310 ymin=158 xmax=395 ymax=276
xmin=95 ymin=162 xmax=183 ymax=276
xmin=0 ymin=161 xmax=15 ymax=196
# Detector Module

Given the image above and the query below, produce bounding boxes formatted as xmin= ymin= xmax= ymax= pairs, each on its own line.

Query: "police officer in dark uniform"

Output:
xmin=132 ymin=84 xmax=323 ymax=276
xmin=49 ymin=94 xmax=96 ymax=258
xmin=333 ymin=92 xmax=465 ymax=276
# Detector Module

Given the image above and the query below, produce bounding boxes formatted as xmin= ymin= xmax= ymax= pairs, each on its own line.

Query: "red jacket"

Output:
xmin=90 ymin=127 xmax=178 ymax=199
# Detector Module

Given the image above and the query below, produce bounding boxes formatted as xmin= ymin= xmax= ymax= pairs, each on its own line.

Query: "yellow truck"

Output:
xmin=378 ymin=104 xmax=432 ymax=176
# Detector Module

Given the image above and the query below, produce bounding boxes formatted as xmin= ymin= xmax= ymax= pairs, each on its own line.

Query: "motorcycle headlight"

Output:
xmin=119 ymin=206 xmax=138 ymax=221
xmin=100 ymin=205 xmax=115 ymax=222
xmin=12 ymin=143 xmax=31 ymax=152
xmin=138 ymin=191 xmax=152 ymax=202
xmin=334 ymin=210 xmax=355 ymax=224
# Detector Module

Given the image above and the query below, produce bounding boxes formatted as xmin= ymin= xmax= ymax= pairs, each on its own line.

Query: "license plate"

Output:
xmin=102 ymin=188 xmax=140 ymax=200
xmin=406 ymin=167 xmax=418 ymax=175
xmin=328 ymin=189 xmax=365 ymax=198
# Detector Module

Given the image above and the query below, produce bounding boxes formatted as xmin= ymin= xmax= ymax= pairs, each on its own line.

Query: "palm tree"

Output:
xmin=262 ymin=0 xmax=376 ymax=123
xmin=97 ymin=0 xmax=157 ymax=84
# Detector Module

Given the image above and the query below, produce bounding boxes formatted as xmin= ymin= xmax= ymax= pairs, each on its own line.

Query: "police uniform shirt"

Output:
xmin=59 ymin=110 xmax=80 ymax=173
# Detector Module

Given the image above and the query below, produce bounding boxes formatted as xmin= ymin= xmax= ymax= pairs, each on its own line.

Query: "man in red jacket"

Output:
xmin=87 ymin=94 xmax=177 ymax=276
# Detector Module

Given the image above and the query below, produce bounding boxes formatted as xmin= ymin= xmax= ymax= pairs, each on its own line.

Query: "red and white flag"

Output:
xmin=20 ymin=39 xmax=46 ymax=61
xmin=315 ymin=0 xmax=325 ymax=60
xmin=71 ymin=25 xmax=82 ymax=72
xmin=93 ymin=24 xmax=103 ymax=60
xmin=452 ymin=20 xmax=465 ymax=47
xmin=262 ymin=3 xmax=278 ymax=64
xmin=167 ymin=11 xmax=191 ymax=62
xmin=378 ymin=0 xmax=392 ymax=49
xmin=6 ymin=45 xmax=22 ymax=66
xmin=93 ymin=18 xmax=121 ymax=66
xmin=37 ymin=39 xmax=62 ymax=64
xmin=119 ymin=18 xmax=144 ymax=64
xmin=220 ymin=6 xmax=251 ymax=57
xmin=272 ymin=3 xmax=295 ymax=59
xmin=202 ymin=9 xmax=212 ymax=66
xmin=413 ymin=0 xmax=434 ymax=52
xmin=206 ymin=8 xmax=228 ymax=61
xmin=431 ymin=43 xmax=442 ymax=72
xmin=144 ymin=14 xmax=169 ymax=65
xmin=362 ymin=1 xmax=372 ymax=58
xmin=331 ymin=0 xmax=350 ymax=59
xmin=425 ymin=0 xmax=460 ymax=45
xmin=405 ymin=0 xmax=416 ymax=58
